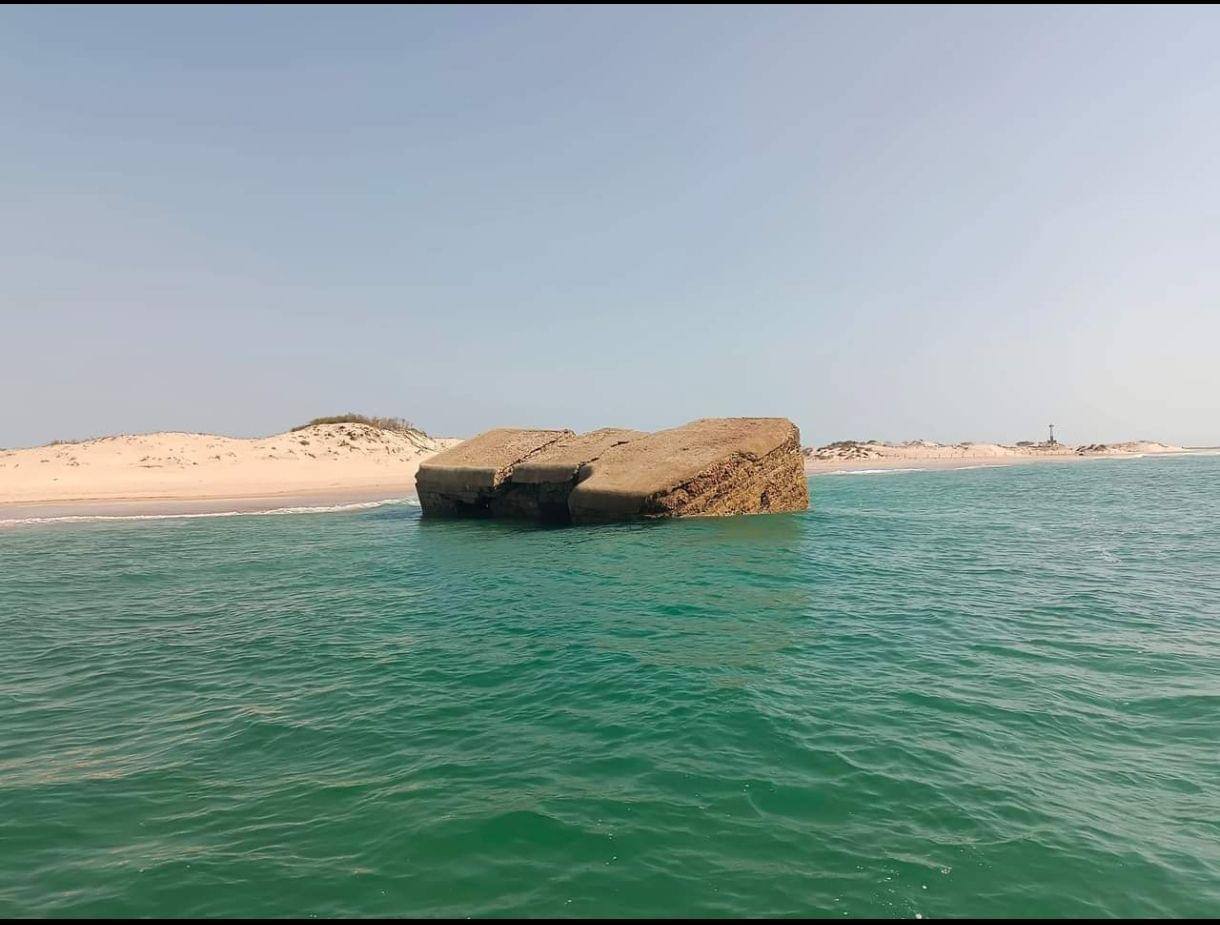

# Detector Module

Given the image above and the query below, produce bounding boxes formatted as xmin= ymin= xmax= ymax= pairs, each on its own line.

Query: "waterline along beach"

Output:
xmin=5 ymin=4 xmax=1220 ymax=920
xmin=0 ymin=422 xmax=1195 ymax=524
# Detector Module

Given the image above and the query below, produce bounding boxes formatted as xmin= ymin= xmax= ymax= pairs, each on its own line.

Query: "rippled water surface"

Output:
xmin=3 ymin=456 xmax=1219 ymax=917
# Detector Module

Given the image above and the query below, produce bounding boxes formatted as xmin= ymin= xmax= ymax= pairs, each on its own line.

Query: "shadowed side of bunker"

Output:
xmin=494 ymin=428 xmax=647 ymax=523
xmin=414 ymin=428 xmax=570 ymax=517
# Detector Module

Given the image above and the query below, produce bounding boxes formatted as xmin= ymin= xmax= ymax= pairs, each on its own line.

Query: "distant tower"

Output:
xmin=1048 ymin=423 xmax=1056 ymax=445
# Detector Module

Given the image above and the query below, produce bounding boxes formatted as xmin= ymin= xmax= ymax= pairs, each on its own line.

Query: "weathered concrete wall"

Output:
xmin=567 ymin=418 xmax=808 ymax=524
xmin=415 ymin=428 xmax=570 ymax=517
xmin=493 ymin=428 xmax=647 ymax=523
xmin=416 ymin=418 xmax=808 ymax=524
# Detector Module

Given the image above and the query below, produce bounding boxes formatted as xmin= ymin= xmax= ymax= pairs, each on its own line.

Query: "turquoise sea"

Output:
xmin=2 ymin=455 xmax=1218 ymax=917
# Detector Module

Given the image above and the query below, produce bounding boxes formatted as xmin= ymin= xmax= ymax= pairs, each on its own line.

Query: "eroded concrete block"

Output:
xmin=416 ymin=427 xmax=571 ymax=517
xmin=417 ymin=418 xmax=808 ymax=525
xmin=566 ymin=418 xmax=808 ymax=524
xmin=492 ymin=428 xmax=647 ymax=523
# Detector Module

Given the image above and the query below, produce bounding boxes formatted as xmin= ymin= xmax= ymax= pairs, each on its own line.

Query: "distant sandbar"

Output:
xmin=804 ymin=439 xmax=1188 ymax=474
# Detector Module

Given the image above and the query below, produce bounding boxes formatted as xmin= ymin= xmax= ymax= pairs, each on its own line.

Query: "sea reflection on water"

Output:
xmin=411 ymin=511 xmax=814 ymax=677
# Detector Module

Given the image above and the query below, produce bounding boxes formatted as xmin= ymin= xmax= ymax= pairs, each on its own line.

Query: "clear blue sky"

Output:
xmin=4 ymin=6 xmax=1218 ymax=448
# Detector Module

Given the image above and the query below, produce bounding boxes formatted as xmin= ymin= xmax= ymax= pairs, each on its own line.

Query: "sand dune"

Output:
xmin=0 ymin=423 xmax=461 ymax=506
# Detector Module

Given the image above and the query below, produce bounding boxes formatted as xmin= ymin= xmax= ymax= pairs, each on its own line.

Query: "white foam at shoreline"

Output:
xmin=0 ymin=496 xmax=420 ymax=527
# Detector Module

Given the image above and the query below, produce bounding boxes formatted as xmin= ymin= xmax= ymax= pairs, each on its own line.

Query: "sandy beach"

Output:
xmin=0 ymin=421 xmax=460 ymax=520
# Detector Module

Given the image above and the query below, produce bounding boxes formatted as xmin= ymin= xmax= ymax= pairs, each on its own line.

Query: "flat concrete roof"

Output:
xmin=416 ymin=427 xmax=571 ymax=494
xmin=511 ymin=428 xmax=647 ymax=484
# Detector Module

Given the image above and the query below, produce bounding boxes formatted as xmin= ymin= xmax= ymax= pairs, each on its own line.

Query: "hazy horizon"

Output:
xmin=4 ymin=6 xmax=1219 ymax=448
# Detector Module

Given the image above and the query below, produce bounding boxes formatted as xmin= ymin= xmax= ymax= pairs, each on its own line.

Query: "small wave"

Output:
xmin=0 ymin=497 xmax=419 ymax=527
xmin=824 ymin=467 xmax=926 ymax=476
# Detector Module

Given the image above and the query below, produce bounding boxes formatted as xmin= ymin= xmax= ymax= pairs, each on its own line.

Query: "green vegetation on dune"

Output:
xmin=291 ymin=414 xmax=424 ymax=437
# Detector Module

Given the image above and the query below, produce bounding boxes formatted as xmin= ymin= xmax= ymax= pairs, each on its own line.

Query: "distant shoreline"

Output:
xmin=806 ymin=447 xmax=1217 ymax=474
xmin=3 ymin=426 xmax=1213 ymax=524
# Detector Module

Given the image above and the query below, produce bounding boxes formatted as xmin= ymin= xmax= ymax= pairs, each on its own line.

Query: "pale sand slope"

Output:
xmin=804 ymin=439 xmax=1186 ymax=473
xmin=0 ymin=423 xmax=463 ymax=507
